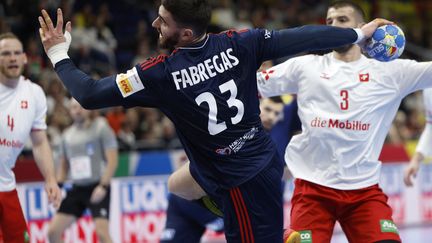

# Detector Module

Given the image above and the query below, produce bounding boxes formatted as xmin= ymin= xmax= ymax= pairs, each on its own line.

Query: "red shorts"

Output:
xmin=290 ymin=179 xmax=401 ymax=243
xmin=0 ymin=190 xmax=28 ymax=243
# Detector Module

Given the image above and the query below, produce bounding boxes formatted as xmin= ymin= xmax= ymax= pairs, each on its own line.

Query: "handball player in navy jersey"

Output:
xmin=38 ymin=1 xmax=390 ymax=241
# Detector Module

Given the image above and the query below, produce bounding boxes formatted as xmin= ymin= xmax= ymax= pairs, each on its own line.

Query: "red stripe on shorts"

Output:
xmin=230 ymin=189 xmax=247 ymax=242
xmin=231 ymin=187 xmax=254 ymax=243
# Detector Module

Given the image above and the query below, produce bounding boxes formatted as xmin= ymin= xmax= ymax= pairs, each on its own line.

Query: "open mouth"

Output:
xmin=8 ymin=65 xmax=19 ymax=70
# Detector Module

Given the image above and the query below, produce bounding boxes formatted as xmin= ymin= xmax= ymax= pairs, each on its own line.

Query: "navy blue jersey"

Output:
xmin=54 ymin=26 xmax=358 ymax=195
xmin=133 ymin=29 xmax=280 ymax=192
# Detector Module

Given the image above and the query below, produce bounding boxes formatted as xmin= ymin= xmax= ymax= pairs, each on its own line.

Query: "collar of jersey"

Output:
xmin=329 ymin=52 xmax=368 ymax=66
xmin=0 ymin=75 xmax=24 ymax=91
xmin=178 ymin=35 xmax=209 ymax=50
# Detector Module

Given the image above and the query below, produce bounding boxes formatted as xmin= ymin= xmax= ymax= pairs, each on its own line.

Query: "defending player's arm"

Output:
xmin=404 ymin=123 xmax=430 ymax=186
xmin=257 ymin=56 xmax=306 ymax=97
xmin=30 ymin=130 xmax=62 ymax=208
xmin=404 ymin=89 xmax=432 ymax=186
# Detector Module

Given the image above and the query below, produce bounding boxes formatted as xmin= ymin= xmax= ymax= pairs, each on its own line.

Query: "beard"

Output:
xmin=158 ymin=31 xmax=180 ymax=51
xmin=333 ymin=44 xmax=354 ymax=54
xmin=0 ymin=65 xmax=23 ymax=79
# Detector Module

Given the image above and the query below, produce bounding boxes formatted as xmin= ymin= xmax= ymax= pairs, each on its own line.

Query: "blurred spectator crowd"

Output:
xmin=1 ymin=0 xmax=431 ymax=152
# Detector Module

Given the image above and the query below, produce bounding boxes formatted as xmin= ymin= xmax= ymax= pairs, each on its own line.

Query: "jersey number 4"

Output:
xmin=7 ymin=115 xmax=14 ymax=132
xmin=195 ymin=79 xmax=244 ymax=135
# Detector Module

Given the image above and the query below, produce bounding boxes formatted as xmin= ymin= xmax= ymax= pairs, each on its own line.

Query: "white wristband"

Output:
xmin=47 ymin=31 xmax=72 ymax=66
xmin=353 ymin=28 xmax=365 ymax=44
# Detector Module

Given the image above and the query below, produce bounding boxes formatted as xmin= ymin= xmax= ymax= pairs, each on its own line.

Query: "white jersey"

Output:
xmin=415 ymin=88 xmax=432 ymax=156
xmin=0 ymin=76 xmax=47 ymax=191
xmin=258 ymin=53 xmax=432 ymax=190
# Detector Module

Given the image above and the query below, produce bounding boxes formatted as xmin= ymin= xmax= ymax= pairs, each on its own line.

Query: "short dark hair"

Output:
xmin=161 ymin=0 xmax=211 ymax=37
xmin=268 ymin=96 xmax=284 ymax=104
xmin=329 ymin=1 xmax=366 ymax=22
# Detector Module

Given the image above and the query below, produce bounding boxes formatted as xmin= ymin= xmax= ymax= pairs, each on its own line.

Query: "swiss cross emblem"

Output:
xmin=262 ymin=70 xmax=274 ymax=80
xmin=359 ymin=73 xmax=369 ymax=82
xmin=21 ymin=100 xmax=28 ymax=109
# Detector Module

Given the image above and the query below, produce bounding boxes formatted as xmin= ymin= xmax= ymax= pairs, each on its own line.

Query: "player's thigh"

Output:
xmin=0 ymin=190 xmax=28 ymax=243
xmin=168 ymin=161 xmax=206 ymax=200
xmin=290 ymin=179 xmax=336 ymax=243
xmin=223 ymin=157 xmax=284 ymax=243
xmin=339 ymin=188 xmax=401 ymax=243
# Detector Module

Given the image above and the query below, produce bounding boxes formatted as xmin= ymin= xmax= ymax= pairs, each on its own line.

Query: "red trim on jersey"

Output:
xmin=219 ymin=29 xmax=250 ymax=38
xmin=140 ymin=54 xmax=168 ymax=71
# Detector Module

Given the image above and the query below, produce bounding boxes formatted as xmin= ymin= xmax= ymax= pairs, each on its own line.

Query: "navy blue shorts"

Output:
xmin=160 ymin=194 xmax=224 ymax=243
xmin=220 ymin=153 xmax=284 ymax=243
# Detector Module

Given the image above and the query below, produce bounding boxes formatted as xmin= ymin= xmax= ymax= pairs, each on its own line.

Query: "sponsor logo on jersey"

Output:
xmin=310 ymin=117 xmax=371 ymax=131
xmin=264 ymin=29 xmax=272 ymax=39
xmin=320 ymin=73 xmax=330 ymax=79
xmin=380 ymin=219 xmax=398 ymax=234
xmin=299 ymin=230 xmax=312 ymax=243
xmin=215 ymin=127 xmax=258 ymax=155
xmin=359 ymin=73 xmax=369 ymax=82
xmin=116 ymin=67 xmax=145 ymax=98
xmin=119 ymin=76 xmax=132 ymax=94
xmin=0 ymin=138 xmax=23 ymax=148
xmin=215 ymin=147 xmax=232 ymax=155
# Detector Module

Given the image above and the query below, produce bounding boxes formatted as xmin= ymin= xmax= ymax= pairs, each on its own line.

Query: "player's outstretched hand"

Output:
xmin=45 ymin=180 xmax=62 ymax=209
xmin=360 ymin=18 xmax=394 ymax=39
xmin=38 ymin=8 xmax=71 ymax=53
xmin=403 ymin=159 xmax=420 ymax=187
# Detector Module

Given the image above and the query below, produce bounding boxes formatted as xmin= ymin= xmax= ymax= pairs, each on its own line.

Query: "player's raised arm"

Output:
xmin=260 ymin=18 xmax=393 ymax=60
xmin=38 ymin=9 xmax=125 ymax=109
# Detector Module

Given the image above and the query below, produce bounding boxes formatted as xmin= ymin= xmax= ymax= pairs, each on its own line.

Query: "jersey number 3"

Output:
xmin=340 ymin=90 xmax=349 ymax=110
xmin=195 ymin=79 xmax=244 ymax=135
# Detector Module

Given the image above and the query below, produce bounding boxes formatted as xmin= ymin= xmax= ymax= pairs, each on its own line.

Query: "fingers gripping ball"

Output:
xmin=365 ymin=24 xmax=405 ymax=62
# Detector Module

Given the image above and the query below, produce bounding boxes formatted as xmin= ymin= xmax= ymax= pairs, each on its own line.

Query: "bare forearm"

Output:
xmin=56 ymin=157 xmax=68 ymax=183
xmin=410 ymin=152 xmax=424 ymax=165
xmin=100 ymin=149 xmax=118 ymax=186
xmin=32 ymin=141 xmax=56 ymax=183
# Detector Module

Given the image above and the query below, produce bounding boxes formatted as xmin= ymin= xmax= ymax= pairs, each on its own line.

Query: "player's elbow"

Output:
xmin=73 ymin=93 xmax=97 ymax=110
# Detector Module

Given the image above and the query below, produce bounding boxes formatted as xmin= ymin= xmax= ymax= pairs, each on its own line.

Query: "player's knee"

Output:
xmin=167 ymin=174 xmax=179 ymax=194
xmin=47 ymin=226 xmax=62 ymax=241
xmin=95 ymin=228 xmax=110 ymax=242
